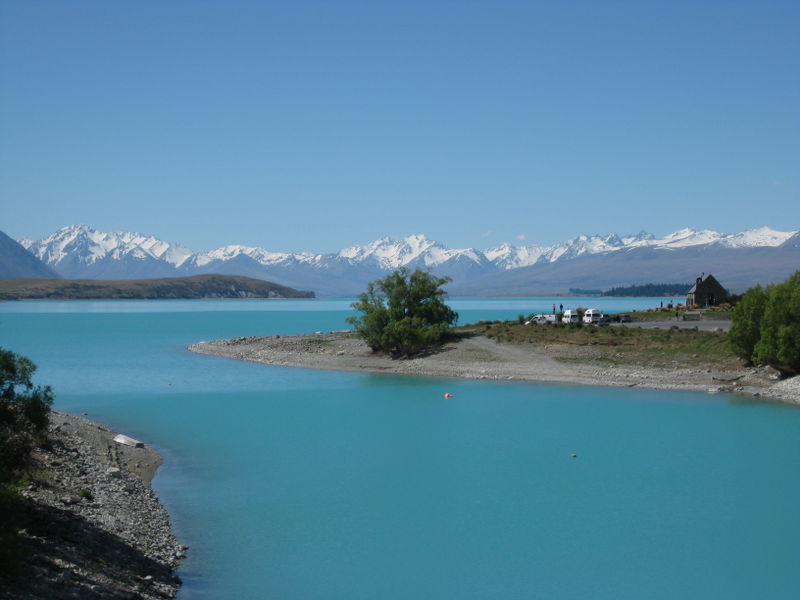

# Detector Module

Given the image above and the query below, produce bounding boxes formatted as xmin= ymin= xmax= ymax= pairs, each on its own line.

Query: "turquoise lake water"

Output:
xmin=1 ymin=298 xmax=799 ymax=599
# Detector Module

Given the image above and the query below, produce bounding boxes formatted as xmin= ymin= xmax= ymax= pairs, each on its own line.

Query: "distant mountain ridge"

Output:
xmin=18 ymin=224 xmax=800 ymax=296
xmin=0 ymin=230 xmax=61 ymax=278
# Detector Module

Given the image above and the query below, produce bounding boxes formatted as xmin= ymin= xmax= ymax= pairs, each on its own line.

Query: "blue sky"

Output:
xmin=1 ymin=0 xmax=798 ymax=253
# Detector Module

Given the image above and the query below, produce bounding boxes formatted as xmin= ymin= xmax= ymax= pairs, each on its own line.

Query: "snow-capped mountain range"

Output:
xmin=18 ymin=224 xmax=800 ymax=296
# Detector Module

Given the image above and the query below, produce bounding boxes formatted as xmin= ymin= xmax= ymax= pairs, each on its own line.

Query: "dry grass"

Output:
xmin=461 ymin=321 xmax=738 ymax=369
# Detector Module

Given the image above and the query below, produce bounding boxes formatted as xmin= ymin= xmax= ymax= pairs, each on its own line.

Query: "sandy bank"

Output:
xmin=189 ymin=331 xmax=800 ymax=405
xmin=4 ymin=411 xmax=185 ymax=600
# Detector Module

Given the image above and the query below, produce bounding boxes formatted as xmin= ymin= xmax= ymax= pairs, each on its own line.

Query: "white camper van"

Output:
xmin=583 ymin=308 xmax=603 ymax=324
xmin=562 ymin=309 xmax=580 ymax=324
xmin=525 ymin=314 xmax=558 ymax=325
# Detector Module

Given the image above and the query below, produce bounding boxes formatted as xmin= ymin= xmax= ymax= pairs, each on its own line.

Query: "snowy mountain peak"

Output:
xmin=22 ymin=224 xmax=195 ymax=267
xmin=18 ymin=224 xmax=798 ymax=291
xmin=658 ymin=228 xmax=722 ymax=247
xmin=193 ymin=244 xmax=317 ymax=268
xmin=621 ymin=230 xmax=655 ymax=245
xmin=338 ymin=234 xmax=445 ymax=268
xmin=718 ymin=226 xmax=796 ymax=248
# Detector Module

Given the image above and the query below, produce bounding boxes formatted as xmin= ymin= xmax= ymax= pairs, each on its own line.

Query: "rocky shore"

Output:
xmin=189 ymin=330 xmax=800 ymax=405
xmin=2 ymin=411 xmax=184 ymax=600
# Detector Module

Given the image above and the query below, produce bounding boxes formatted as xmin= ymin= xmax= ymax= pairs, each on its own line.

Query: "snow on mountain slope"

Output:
xmin=626 ymin=227 xmax=795 ymax=250
xmin=20 ymin=224 xmax=798 ymax=287
xmin=337 ymin=234 xmax=490 ymax=270
xmin=483 ymin=243 xmax=549 ymax=269
xmin=193 ymin=245 xmax=318 ymax=267
xmin=715 ymin=226 xmax=796 ymax=248
xmin=21 ymin=224 xmax=194 ymax=268
xmin=651 ymin=228 xmax=724 ymax=248
xmin=486 ymin=232 xmax=651 ymax=269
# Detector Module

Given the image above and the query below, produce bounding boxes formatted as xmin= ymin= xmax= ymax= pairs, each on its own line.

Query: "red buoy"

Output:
xmin=444 ymin=393 xmax=452 ymax=399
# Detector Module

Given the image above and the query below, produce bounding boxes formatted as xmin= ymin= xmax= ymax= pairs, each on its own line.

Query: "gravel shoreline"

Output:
xmin=189 ymin=330 xmax=800 ymax=405
xmin=2 ymin=411 xmax=185 ymax=600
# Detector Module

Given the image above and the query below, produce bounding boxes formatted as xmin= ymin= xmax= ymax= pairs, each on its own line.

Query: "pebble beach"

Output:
xmin=3 ymin=412 xmax=185 ymax=600
xmin=190 ymin=328 xmax=800 ymax=405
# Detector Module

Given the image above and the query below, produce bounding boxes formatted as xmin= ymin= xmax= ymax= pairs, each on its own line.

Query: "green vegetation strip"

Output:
xmin=462 ymin=321 xmax=737 ymax=369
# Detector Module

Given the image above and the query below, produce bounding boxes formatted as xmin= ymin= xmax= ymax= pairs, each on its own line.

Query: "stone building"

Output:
xmin=686 ymin=273 xmax=727 ymax=307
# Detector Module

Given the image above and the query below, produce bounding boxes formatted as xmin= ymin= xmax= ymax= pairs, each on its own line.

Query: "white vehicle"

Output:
xmin=525 ymin=314 xmax=557 ymax=325
xmin=583 ymin=308 xmax=603 ymax=324
xmin=562 ymin=309 xmax=580 ymax=324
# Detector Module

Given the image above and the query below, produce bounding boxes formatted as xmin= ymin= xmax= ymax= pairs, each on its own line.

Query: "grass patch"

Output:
xmin=624 ymin=309 xmax=733 ymax=321
xmin=462 ymin=321 xmax=738 ymax=369
xmin=302 ymin=337 xmax=334 ymax=352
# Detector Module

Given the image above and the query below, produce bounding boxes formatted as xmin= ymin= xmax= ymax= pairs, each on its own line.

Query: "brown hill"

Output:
xmin=0 ymin=274 xmax=315 ymax=300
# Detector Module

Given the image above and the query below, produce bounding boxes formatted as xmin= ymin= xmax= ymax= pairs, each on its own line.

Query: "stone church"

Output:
xmin=686 ymin=273 xmax=727 ymax=307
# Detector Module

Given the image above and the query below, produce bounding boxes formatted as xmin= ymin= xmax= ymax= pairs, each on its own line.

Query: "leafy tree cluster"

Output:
xmin=1 ymin=348 xmax=53 ymax=578
xmin=1 ymin=348 xmax=53 ymax=480
xmin=729 ymin=271 xmax=800 ymax=374
xmin=347 ymin=268 xmax=458 ymax=358
xmin=568 ymin=288 xmax=603 ymax=296
xmin=603 ymin=283 xmax=692 ymax=297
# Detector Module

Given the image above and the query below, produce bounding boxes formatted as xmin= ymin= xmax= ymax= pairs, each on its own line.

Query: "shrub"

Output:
xmin=729 ymin=285 xmax=767 ymax=365
xmin=347 ymin=268 xmax=458 ymax=358
xmin=0 ymin=348 xmax=53 ymax=481
xmin=753 ymin=272 xmax=800 ymax=374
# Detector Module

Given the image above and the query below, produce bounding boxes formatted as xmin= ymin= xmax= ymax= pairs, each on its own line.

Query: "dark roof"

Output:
xmin=688 ymin=274 xmax=721 ymax=294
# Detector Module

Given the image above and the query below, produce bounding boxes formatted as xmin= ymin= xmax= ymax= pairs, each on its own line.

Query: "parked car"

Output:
xmin=597 ymin=315 xmax=611 ymax=326
xmin=618 ymin=314 xmax=632 ymax=323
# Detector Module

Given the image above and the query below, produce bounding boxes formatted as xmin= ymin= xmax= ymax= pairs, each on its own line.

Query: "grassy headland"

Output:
xmin=465 ymin=320 xmax=737 ymax=370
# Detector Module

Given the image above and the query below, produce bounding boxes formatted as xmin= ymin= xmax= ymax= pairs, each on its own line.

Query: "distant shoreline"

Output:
xmin=0 ymin=274 xmax=314 ymax=300
xmin=189 ymin=328 xmax=800 ymax=405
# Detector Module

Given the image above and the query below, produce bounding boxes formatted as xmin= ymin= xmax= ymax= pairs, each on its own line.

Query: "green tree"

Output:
xmin=0 ymin=348 xmax=53 ymax=481
xmin=0 ymin=348 xmax=53 ymax=579
xmin=347 ymin=268 xmax=458 ymax=357
xmin=728 ymin=284 xmax=767 ymax=364
xmin=753 ymin=271 xmax=800 ymax=375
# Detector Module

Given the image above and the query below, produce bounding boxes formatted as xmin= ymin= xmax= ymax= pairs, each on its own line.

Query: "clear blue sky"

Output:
xmin=1 ymin=0 xmax=798 ymax=253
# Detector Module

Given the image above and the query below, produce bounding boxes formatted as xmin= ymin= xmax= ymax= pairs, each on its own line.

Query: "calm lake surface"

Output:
xmin=2 ymin=298 xmax=799 ymax=599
